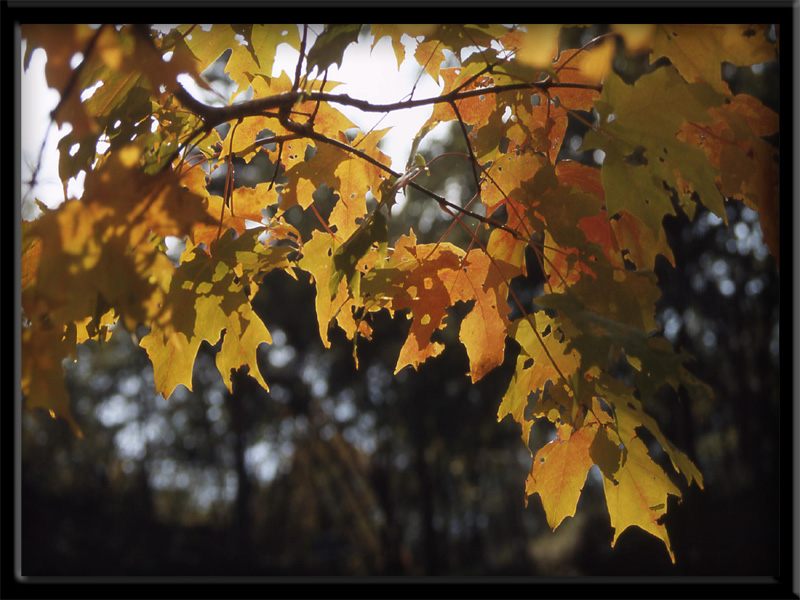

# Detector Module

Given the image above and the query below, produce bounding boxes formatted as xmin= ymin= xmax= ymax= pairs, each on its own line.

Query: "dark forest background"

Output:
xmin=19 ymin=25 xmax=784 ymax=579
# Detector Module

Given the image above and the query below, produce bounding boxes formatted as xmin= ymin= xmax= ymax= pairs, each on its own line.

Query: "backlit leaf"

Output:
xmin=527 ymin=422 xmax=599 ymax=530
xmin=582 ymin=65 xmax=726 ymax=232
xmin=652 ymin=25 xmax=776 ymax=94
xmin=307 ymin=24 xmax=363 ymax=74
xmin=20 ymin=23 xmax=778 ymax=563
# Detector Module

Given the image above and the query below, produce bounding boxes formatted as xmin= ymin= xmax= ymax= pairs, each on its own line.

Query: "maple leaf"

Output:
xmin=554 ymin=160 xmax=676 ymax=270
xmin=597 ymin=372 xmax=703 ymax=490
xmin=190 ymin=181 xmax=280 ymax=249
xmin=330 ymin=210 xmax=388 ymax=299
xmin=482 ymin=150 xmax=548 ymax=217
xmin=140 ymin=232 xmax=274 ymax=399
xmin=498 ymin=313 xmax=581 ymax=446
xmin=232 ymin=24 xmax=300 ymax=77
xmin=177 ymin=24 xmax=261 ymax=98
xmin=527 ymin=422 xmax=599 ymax=530
xmin=388 ymin=235 xmax=467 ymax=374
xmin=594 ymin=428 xmax=682 ymax=563
xmin=415 ymin=40 xmax=446 ymax=82
xmin=676 ymin=94 xmax=780 ymax=266
xmin=306 ymin=24 xmax=363 ymax=74
xmin=299 ymin=230 xmax=375 ymax=349
xmin=421 ymin=66 xmax=497 ymax=138
xmin=278 ymin=140 xmax=350 ymax=214
xmin=582 ymin=65 xmax=727 ymax=233
xmin=651 ymin=25 xmax=776 ymax=94
xmin=21 ymin=326 xmax=83 ymax=437
xmin=329 ymin=128 xmax=393 ymax=239
xmin=22 ymin=146 xmax=208 ymax=341
xmin=20 ymin=23 xmax=779 ymax=564
xmin=456 ymin=230 xmax=526 ymax=382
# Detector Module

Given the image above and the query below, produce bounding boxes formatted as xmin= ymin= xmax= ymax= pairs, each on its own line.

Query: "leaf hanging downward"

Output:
xmin=140 ymin=231 xmax=273 ymax=399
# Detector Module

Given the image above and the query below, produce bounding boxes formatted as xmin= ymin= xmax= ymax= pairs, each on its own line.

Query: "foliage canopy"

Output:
xmin=20 ymin=23 xmax=780 ymax=562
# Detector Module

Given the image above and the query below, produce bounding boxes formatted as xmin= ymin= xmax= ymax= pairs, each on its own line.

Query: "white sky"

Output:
xmin=20 ymin=26 xmax=446 ymax=218
xmin=20 ymin=46 xmax=67 ymax=216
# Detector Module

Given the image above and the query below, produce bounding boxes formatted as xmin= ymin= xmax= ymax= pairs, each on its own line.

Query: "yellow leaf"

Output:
xmin=600 ymin=433 xmax=682 ymax=563
xmin=581 ymin=38 xmax=615 ymax=84
xmin=527 ymin=423 xmax=599 ymax=529
xmin=612 ymin=24 xmax=656 ymax=53
xmin=415 ymin=39 xmax=446 ymax=82
xmin=330 ymin=129 xmax=392 ymax=239
xmin=216 ymin=302 xmax=271 ymax=393
xmin=140 ymin=243 xmax=271 ymax=399
xmin=498 ymin=313 xmax=581 ymax=446
xmin=298 ymin=230 xmax=351 ymax=348
xmin=652 ymin=24 xmax=776 ymax=93
xmin=455 ymin=229 xmax=525 ymax=383
xmin=517 ymin=24 xmax=562 ymax=69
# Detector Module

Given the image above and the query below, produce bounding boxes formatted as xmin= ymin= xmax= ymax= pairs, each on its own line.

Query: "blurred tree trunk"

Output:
xmin=414 ymin=441 xmax=438 ymax=575
xmin=228 ymin=370 xmax=254 ymax=564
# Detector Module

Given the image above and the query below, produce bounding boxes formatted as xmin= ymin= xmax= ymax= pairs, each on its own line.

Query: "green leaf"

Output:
xmin=651 ymin=25 xmax=776 ymax=95
xmin=330 ymin=210 xmax=387 ymax=299
xmin=306 ymin=24 xmax=363 ymax=74
xmin=582 ymin=66 xmax=727 ymax=232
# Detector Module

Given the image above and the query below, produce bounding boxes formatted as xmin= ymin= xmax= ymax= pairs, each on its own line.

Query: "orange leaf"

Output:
xmin=390 ymin=237 xmax=465 ymax=374
xmin=456 ymin=229 xmax=525 ymax=382
xmin=527 ymin=423 xmax=598 ymax=529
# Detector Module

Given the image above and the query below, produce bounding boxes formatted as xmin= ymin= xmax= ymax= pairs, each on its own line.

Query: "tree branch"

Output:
xmin=309 ymin=80 xmax=599 ymax=113
xmin=171 ymin=72 xmax=598 ymax=245
xmin=174 ymin=79 xmax=601 ymax=131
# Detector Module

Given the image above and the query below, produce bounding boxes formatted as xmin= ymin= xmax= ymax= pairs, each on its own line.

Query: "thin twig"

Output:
xmin=449 ymin=101 xmax=482 ymax=192
xmin=293 ymin=25 xmax=308 ymax=94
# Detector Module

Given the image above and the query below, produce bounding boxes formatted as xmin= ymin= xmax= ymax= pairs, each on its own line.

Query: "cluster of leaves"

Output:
xmin=20 ymin=24 xmax=779 ymax=561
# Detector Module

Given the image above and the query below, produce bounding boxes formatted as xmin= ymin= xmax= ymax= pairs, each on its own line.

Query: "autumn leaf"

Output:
xmin=140 ymin=233 xmax=273 ymax=399
xmin=651 ymin=25 xmax=776 ymax=94
xmin=329 ymin=128 xmax=392 ymax=239
xmin=20 ymin=23 xmax=778 ymax=563
xmin=515 ymin=24 xmax=562 ymax=70
xmin=527 ymin=422 xmax=599 ymax=530
xmin=596 ymin=372 xmax=703 ymax=489
xmin=422 ymin=66 xmax=497 ymax=138
xmin=21 ymin=326 xmax=84 ymax=437
xmin=191 ymin=182 xmax=280 ymax=249
xmin=676 ymin=93 xmax=780 ymax=266
xmin=234 ymin=24 xmax=300 ymax=77
xmin=299 ymin=231 xmax=350 ymax=348
xmin=595 ymin=428 xmax=682 ymax=563
xmin=456 ymin=229 xmax=525 ymax=382
xmin=388 ymin=235 xmax=467 ymax=374
xmin=370 ymin=24 xmax=438 ymax=69
xmin=279 ymin=140 xmax=350 ymax=213
xmin=177 ymin=24 xmax=261 ymax=98
xmin=330 ymin=210 xmax=388 ymax=299
xmin=415 ymin=39 xmax=446 ymax=82
xmin=498 ymin=312 xmax=581 ymax=446
xmin=582 ymin=65 xmax=727 ymax=232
